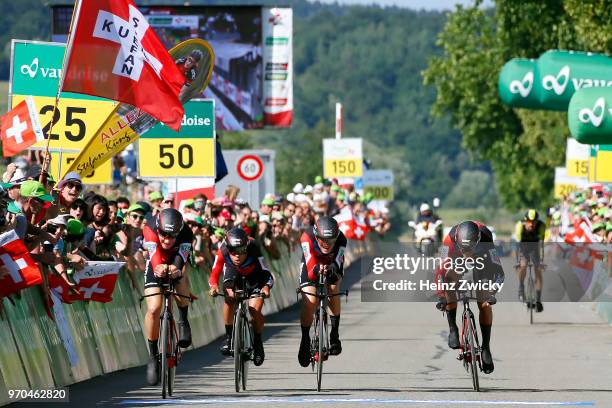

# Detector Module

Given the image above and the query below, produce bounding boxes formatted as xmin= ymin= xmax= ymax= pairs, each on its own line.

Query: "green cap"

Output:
xmin=261 ymin=198 xmax=274 ymax=206
xmin=214 ymin=227 xmax=226 ymax=238
xmin=195 ymin=216 xmax=204 ymax=225
xmin=116 ymin=209 xmax=125 ymax=221
xmin=592 ymin=222 xmax=606 ymax=232
xmin=0 ymin=182 xmax=13 ymax=189
xmin=20 ymin=180 xmax=54 ymax=202
xmin=337 ymin=192 xmax=346 ymax=201
xmin=149 ymin=191 xmax=163 ymax=201
xmin=184 ymin=199 xmax=195 ymax=208
xmin=127 ymin=203 xmax=145 ymax=214
xmin=314 ymin=175 xmax=323 ymax=184
xmin=66 ymin=219 xmax=85 ymax=236
xmin=597 ymin=208 xmax=608 ymax=217
xmin=606 ymin=222 xmax=612 ymax=232
xmin=331 ymin=185 xmax=341 ymax=192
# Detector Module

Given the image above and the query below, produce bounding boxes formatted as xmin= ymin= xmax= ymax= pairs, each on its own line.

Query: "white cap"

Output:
xmin=420 ymin=203 xmax=430 ymax=212
xmin=313 ymin=193 xmax=323 ymax=202
xmin=304 ymin=185 xmax=313 ymax=194
xmin=295 ymin=193 xmax=308 ymax=203
xmin=286 ymin=192 xmax=295 ymax=203
xmin=293 ymin=183 xmax=304 ymax=193
xmin=433 ymin=197 xmax=440 ymax=207
xmin=314 ymin=183 xmax=324 ymax=191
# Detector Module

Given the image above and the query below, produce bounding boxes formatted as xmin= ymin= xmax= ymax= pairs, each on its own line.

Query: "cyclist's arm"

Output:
xmin=208 ymin=248 xmax=224 ymax=287
xmin=515 ymin=221 xmax=523 ymax=242
xmin=253 ymin=244 xmax=274 ymax=289
xmin=331 ymin=234 xmax=347 ymax=275
xmin=300 ymin=232 xmax=320 ymax=281
xmin=434 ymin=234 xmax=454 ymax=298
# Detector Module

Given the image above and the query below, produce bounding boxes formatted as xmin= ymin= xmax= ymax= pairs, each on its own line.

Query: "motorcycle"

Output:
xmin=408 ymin=219 xmax=443 ymax=257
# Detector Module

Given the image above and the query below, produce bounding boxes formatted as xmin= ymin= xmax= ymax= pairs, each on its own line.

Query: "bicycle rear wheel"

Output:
xmin=316 ymin=306 xmax=325 ymax=392
xmin=467 ymin=318 xmax=480 ymax=392
xmin=233 ymin=307 xmax=243 ymax=393
xmin=160 ymin=305 xmax=170 ymax=399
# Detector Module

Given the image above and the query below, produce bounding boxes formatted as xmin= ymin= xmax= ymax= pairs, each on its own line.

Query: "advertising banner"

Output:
xmin=568 ymin=87 xmax=612 ymax=144
xmin=262 ymin=7 xmax=293 ymax=127
xmin=498 ymin=58 xmax=542 ymax=109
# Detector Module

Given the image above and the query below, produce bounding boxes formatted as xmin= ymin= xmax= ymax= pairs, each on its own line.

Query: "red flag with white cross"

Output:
xmin=71 ymin=262 xmax=122 ymax=303
xmin=62 ymin=0 xmax=185 ymax=130
xmin=0 ymin=97 xmax=45 ymax=158
xmin=0 ymin=230 xmax=43 ymax=297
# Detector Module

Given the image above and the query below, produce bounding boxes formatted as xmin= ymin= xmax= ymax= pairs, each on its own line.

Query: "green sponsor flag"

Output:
xmin=535 ymin=50 xmax=612 ymax=111
xmin=568 ymin=87 xmax=612 ymax=144
xmin=498 ymin=58 xmax=542 ymax=109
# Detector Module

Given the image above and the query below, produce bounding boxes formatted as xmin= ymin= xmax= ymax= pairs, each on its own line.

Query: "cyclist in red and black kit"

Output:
xmin=143 ymin=209 xmax=194 ymax=386
xmin=298 ymin=216 xmax=347 ymax=367
xmin=208 ymin=228 xmax=273 ymax=366
xmin=435 ymin=220 xmax=504 ymax=374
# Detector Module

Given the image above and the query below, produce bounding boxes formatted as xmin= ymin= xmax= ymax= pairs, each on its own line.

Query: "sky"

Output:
xmin=307 ymin=0 xmax=494 ymax=10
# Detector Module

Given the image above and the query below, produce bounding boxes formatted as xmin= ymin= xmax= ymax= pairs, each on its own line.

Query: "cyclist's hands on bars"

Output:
xmin=154 ymin=264 xmax=168 ymax=278
xmin=261 ymin=285 xmax=270 ymax=298
xmin=225 ymin=287 xmax=235 ymax=299
xmin=208 ymin=285 xmax=220 ymax=297
xmin=320 ymin=264 xmax=329 ymax=275
xmin=436 ymin=297 xmax=447 ymax=311
xmin=168 ymin=264 xmax=182 ymax=279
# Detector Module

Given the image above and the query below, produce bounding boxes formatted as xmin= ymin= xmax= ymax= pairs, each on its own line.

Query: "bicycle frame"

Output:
xmin=454 ymin=271 xmax=482 ymax=392
xmin=141 ymin=279 xmax=193 ymax=399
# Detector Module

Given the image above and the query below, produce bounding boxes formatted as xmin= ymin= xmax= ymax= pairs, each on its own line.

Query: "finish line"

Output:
xmin=118 ymin=397 xmax=595 ymax=406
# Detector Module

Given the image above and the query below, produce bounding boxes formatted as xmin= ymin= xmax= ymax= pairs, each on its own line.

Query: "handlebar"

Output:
xmin=296 ymin=287 xmax=349 ymax=300
xmin=211 ymin=290 xmax=269 ymax=300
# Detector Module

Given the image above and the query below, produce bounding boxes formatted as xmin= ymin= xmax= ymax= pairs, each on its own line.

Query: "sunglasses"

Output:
xmin=228 ymin=245 xmax=247 ymax=255
xmin=65 ymin=181 xmax=82 ymax=191
xmin=130 ymin=213 xmax=145 ymax=220
xmin=159 ymin=230 xmax=179 ymax=239
xmin=163 ymin=200 xmax=173 ymax=204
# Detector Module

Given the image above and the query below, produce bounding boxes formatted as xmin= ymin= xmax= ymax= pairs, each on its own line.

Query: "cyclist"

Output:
xmin=435 ymin=220 xmax=504 ymax=374
xmin=143 ymin=208 xmax=194 ymax=386
xmin=298 ymin=216 xmax=347 ymax=367
xmin=208 ymin=228 xmax=273 ymax=367
xmin=515 ymin=209 xmax=546 ymax=312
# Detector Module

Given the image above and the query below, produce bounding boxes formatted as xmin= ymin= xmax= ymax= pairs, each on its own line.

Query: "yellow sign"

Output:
xmin=591 ymin=149 xmax=612 ymax=182
xmin=324 ymin=158 xmax=362 ymax=178
xmin=49 ymin=151 xmax=112 ymax=185
xmin=11 ymin=95 xmax=116 ymax=151
xmin=567 ymin=159 xmax=588 ymax=178
xmin=364 ymin=185 xmax=393 ymax=201
xmin=139 ymin=138 xmax=215 ymax=178
xmin=554 ymin=183 xmax=578 ymax=199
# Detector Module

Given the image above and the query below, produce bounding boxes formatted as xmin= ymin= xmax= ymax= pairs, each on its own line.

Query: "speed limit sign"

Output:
xmin=237 ymin=155 xmax=264 ymax=182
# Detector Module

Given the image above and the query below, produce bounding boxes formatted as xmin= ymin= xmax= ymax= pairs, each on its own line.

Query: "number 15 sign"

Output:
xmin=323 ymin=138 xmax=362 ymax=178
xmin=139 ymin=99 xmax=216 ymax=178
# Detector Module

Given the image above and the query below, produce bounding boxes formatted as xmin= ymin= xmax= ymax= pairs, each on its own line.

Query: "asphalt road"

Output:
xmin=22 ymin=255 xmax=612 ymax=408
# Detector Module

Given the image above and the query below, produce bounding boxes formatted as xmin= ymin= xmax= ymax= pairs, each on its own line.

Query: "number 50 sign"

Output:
xmin=139 ymin=100 xmax=216 ymax=178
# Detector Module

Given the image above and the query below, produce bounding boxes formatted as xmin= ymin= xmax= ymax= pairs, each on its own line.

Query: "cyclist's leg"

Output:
xmin=327 ymin=275 xmax=343 ymax=355
xmin=248 ymin=289 xmax=266 ymax=366
xmin=517 ymin=249 xmax=528 ymax=299
xmin=144 ymin=266 xmax=163 ymax=385
xmin=477 ymin=298 xmax=494 ymax=373
xmin=174 ymin=266 xmax=192 ymax=348
xmin=444 ymin=270 xmax=460 ymax=349
xmin=533 ymin=250 xmax=544 ymax=312
xmin=298 ymin=263 xmax=317 ymax=366
xmin=219 ymin=279 xmax=238 ymax=355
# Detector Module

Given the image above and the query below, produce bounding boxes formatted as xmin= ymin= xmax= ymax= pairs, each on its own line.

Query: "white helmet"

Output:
xmin=419 ymin=203 xmax=430 ymax=213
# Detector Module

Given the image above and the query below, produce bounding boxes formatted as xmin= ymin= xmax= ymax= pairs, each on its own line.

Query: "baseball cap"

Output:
xmin=20 ymin=180 xmax=54 ymax=202
xmin=66 ymin=219 xmax=86 ymax=237
xmin=49 ymin=214 xmax=73 ymax=226
xmin=163 ymin=194 xmax=174 ymax=202
xmin=149 ymin=191 xmax=163 ymax=202
xmin=261 ymin=198 xmax=274 ymax=206
xmin=127 ymin=203 xmax=146 ymax=214
xmin=57 ymin=172 xmax=83 ymax=189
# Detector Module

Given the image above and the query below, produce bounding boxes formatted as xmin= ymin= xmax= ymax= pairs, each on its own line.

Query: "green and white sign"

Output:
xmin=498 ymin=58 xmax=542 ymax=109
xmin=143 ymin=99 xmax=215 ymax=139
xmin=568 ymin=87 xmax=612 ymax=144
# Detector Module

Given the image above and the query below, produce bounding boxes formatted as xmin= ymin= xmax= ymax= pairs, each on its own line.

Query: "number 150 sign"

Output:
xmin=323 ymin=138 xmax=362 ymax=178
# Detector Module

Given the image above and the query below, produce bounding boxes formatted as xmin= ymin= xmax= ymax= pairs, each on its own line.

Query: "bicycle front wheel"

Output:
xmin=160 ymin=306 xmax=169 ymax=399
xmin=233 ymin=308 xmax=243 ymax=393
xmin=467 ymin=318 xmax=480 ymax=392
xmin=316 ymin=307 xmax=325 ymax=392
xmin=241 ymin=311 xmax=250 ymax=391
xmin=168 ymin=320 xmax=177 ymax=397
xmin=527 ymin=273 xmax=536 ymax=325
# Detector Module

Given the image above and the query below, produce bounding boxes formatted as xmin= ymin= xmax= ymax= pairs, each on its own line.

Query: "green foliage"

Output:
xmin=444 ymin=170 xmax=498 ymax=209
xmin=422 ymin=0 xmax=609 ymax=211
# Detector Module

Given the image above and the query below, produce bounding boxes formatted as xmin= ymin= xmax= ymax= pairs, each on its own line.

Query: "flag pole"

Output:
xmin=40 ymin=0 xmax=83 ymax=184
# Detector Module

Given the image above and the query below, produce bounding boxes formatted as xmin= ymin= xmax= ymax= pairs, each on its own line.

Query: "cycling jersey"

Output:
xmin=515 ymin=220 xmax=546 ymax=242
xmin=175 ymin=57 xmax=197 ymax=84
xmin=143 ymin=224 xmax=193 ymax=288
xmin=300 ymin=228 xmax=347 ymax=283
xmin=209 ymin=239 xmax=274 ymax=291
xmin=435 ymin=221 xmax=504 ymax=298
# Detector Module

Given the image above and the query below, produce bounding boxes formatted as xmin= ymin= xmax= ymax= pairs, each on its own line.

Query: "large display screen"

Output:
xmin=51 ymin=5 xmax=292 ymax=131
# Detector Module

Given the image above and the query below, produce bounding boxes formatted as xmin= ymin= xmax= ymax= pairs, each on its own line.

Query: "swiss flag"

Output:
xmin=0 ymin=230 xmax=42 ymax=297
xmin=48 ymin=262 xmax=122 ymax=303
xmin=565 ymin=220 xmax=596 ymax=244
xmin=0 ymin=98 xmax=45 ymax=158
xmin=334 ymin=207 xmax=357 ymax=240
xmin=353 ymin=214 xmax=369 ymax=241
xmin=62 ymin=0 xmax=185 ymax=130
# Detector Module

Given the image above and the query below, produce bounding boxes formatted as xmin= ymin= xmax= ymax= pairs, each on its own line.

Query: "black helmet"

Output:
xmin=313 ymin=216 xmax=340 ymax=240
xmin=524 ymin=209 xmax=539 ymax=221
xmin=454 ymin=220 xmax=481 ymax=254
xmin=189 ymin=49 xmax=203 ymax=62
xmin=226 ymin=227 xmax=248 ymax=253
xmin=157 ymin=208 xmax=183 ymax=237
